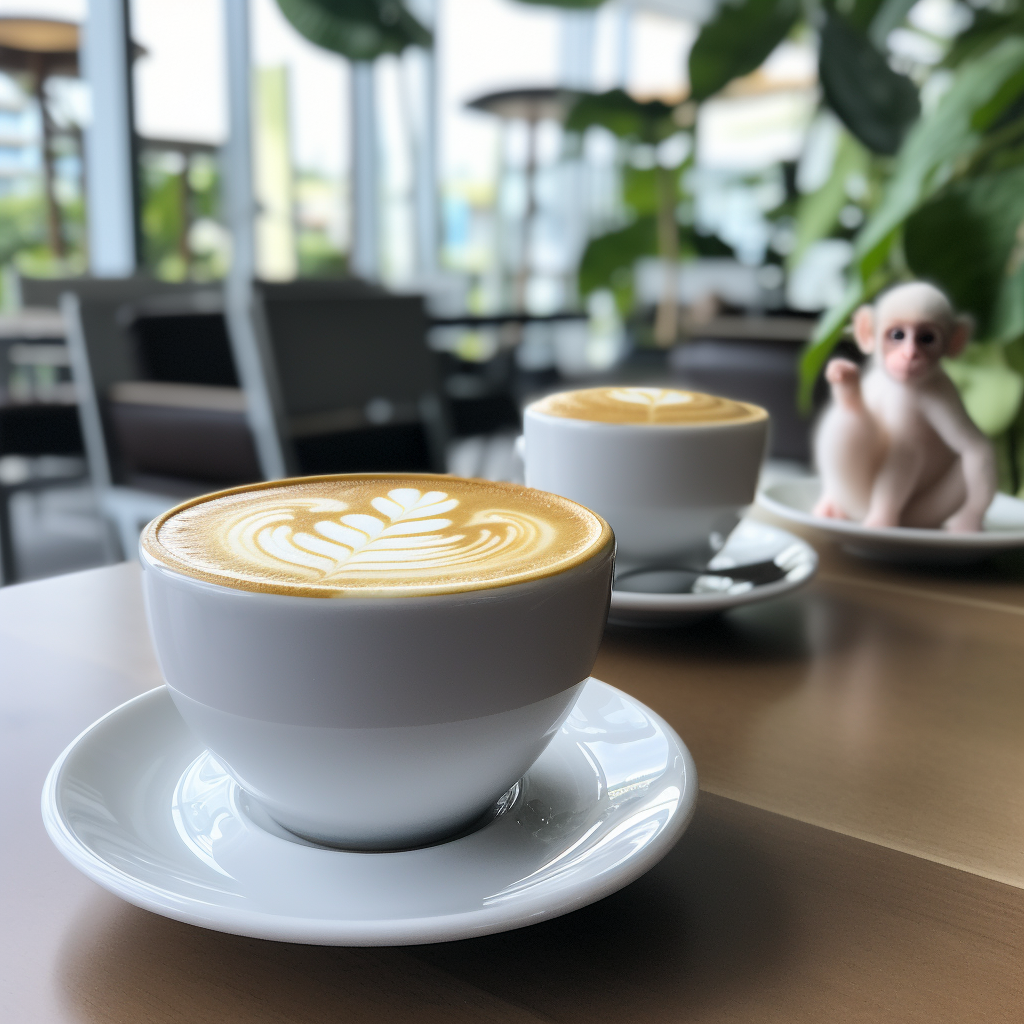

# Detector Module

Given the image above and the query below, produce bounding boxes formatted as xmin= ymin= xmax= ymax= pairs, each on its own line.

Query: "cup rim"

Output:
xmin=140 ymin=541 xmax=614 ymax=607
xmin=524 ymin=404 xmax=769 ymax=431
xmin=140 ymin=472 xmax=614 ymax=600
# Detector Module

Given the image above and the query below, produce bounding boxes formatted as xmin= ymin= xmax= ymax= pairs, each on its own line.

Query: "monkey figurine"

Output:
xmin=813 ymin=282 xmax=997 ymax=532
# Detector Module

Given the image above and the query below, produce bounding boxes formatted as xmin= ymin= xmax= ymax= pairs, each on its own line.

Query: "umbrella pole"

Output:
xmin=31 ymin=54 xmax=66 ymax=261
xmin=515 ymin=116 xmax=538 ymax=313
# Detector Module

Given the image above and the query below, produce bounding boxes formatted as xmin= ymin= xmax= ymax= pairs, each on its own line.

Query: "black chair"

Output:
xmin=62 ymin=280 xmax=261 ymax=559
xmin=0 ymin=299 xmax=88 ymax=583
xmin=226 ymin=279 xmax=450 ymax=480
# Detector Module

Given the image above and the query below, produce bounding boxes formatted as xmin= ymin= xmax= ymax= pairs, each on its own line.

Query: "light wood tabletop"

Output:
xmin=2 ymin=533 xmax=1022 ymax=1022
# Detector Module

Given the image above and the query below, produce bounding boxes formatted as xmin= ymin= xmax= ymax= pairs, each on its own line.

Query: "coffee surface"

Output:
xmin=142 ymin=474 xmax=611 ymax=597
xmin=531 ymin=386 xmax=765 ymax=425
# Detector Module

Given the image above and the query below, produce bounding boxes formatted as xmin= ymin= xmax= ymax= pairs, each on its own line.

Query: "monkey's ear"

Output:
xmin=947 ymin=315 xmax=973 ymax=358
xmin=853 ymin=305 xmax=875 ymax=354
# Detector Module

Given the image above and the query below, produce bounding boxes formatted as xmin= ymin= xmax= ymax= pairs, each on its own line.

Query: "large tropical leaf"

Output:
xmin=688 ymin=0 xmax=801 ymax=102
xmin=864 ymin=0 xmax=918 ymax=47
xmin=944 ymin=5 xmax=1024 ymax=68
xmin=904 ymin=166 xmax=1024 ymax=337
xmin=623 ymin=163 xmax=688 ymax=216
xmin=790 ymin=126 xmax=872 ymax=267
xmin=565 ymin=89 xmax=678 ymax=143
xmin=578 ymin=217 xmax=659 ymax=311
xmin=944 ymin=345 xmax=1024 ymax=437
xmin=275 ymin=0 xmax=430 ymax=60
xmin=799 ymin=38 xmax=1024 ymax=406
xmin=854 ymin=36 xmax=1024 ymax=281
xmin=819 ymin=12 xmax=919 ymax=155
xmin=797 ymin=275 xmax=884 ymax=407
xmin=990 ymin=220 xmax=1024 ymax=344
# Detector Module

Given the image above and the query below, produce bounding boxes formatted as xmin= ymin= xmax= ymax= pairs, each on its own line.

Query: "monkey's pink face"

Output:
xmin=880 ymin=319 xmax=945 ymax=383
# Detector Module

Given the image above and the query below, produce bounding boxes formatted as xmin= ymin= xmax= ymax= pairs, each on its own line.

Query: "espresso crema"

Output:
xmin=530 ymin=387 xmax=765 ymax=426
xmin=141 ymin=474 xmax=611 ymax=598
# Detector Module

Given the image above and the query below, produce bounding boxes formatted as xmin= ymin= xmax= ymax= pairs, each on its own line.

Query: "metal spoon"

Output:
xmin=614 ymin=557 xmax=789 ymax=595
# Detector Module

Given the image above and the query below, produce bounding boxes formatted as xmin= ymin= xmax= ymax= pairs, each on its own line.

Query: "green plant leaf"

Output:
xmin=865 ymin=0 xmax=918 ymax=47
xmin=622 ymin=163 xmax=687 ymax=216
xmin=688 ymin=0 xmax=801 ymax=102
xmin=944 ymin=344 xmax=1024 ymax=436
xmin=854 ymin=36 xmax=1024 ymax=282
xmin=578 ymin=217 xmax=659 ymax=311
xmin=565 ymin=89 xmax=678 ymax=143
xmin=623 ymin=166 xmax=661 ymax=216
xmin=790 ymin=125 xmax=871 ymax=267
xmin=904 ymin=166 xmax=1024 ymax=336
xmin=990 ymin=222 xmax=1024 ymax=343
xmin=970 ymin=67 xmax=1024 ymax=135
xmin=514 ymin=0 xmax=605 ymax=6
xmin=275 ymin=0 xmax=430 ymax=60
xmin=797 ymin=276 xmax=870 ymax=408
xmin=798 ymin=40 xmax=1024 ymax=407
xmin=819 ymin=12 xmax=919 ymax=155
xmin=0 ymin=193 xmax=45 ymax=264
xmin=943 ymin=6 xmax=1024 ymax=68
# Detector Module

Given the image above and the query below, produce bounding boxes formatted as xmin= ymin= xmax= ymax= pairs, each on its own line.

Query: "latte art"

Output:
xmin=142 ymin=475 xmax=611 ymax=597
xmin=227 ymin=488 xmax=546 ymax=577
xmin=530 ymin=386 xmax=765 ymax=426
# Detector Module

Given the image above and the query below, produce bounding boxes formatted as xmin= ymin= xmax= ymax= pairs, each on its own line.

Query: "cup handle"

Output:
xmin=514 ymin=435 xmax=526 ymax=463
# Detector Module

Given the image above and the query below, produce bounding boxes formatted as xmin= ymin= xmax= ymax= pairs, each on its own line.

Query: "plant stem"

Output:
xmin=653 ymin=164 xmax=679 ymax=347
xmin=961 ymin=116 xmax=1024 ymax=179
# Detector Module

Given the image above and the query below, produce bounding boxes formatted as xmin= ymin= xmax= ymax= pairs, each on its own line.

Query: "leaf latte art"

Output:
xmin=142 ymin=475 xmax=611 ymax=597
xmin=229 ymin=488 xmax=548 ymax=577
xmin=530 ymin=386 xmax=766 ymax=425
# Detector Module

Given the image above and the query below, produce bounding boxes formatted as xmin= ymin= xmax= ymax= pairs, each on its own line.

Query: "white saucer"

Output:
xmin=42 ymin=679 xmax=697 ymax=946
xmin=758 ymin=477 xmax=1024 ymax=563
xmin=608 ymin=519 xmax=818 ymax=627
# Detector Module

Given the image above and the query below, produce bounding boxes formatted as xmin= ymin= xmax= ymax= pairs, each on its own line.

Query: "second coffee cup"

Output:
xmin=523 ymin=386 xmax=768 ymax=568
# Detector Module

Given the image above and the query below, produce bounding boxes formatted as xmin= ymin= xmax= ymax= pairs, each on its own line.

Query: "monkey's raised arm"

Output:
xmin=921 ymin=378 xmax=997 ymax=532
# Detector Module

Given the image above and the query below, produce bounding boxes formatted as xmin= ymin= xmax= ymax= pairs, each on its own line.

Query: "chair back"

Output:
xmin=229 ymin=280 xmax=448 ymax=477
xmin=62 ymin=280 xmax=257 ymax=492
xmin=122 ymin=288 xmax=238 ymax=387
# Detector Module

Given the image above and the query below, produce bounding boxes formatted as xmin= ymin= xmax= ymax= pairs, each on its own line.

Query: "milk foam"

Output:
xmin=531 ymin=386 xmax=765 ymax=425
xmin=142 ymin=475 xmax=611 ymax=597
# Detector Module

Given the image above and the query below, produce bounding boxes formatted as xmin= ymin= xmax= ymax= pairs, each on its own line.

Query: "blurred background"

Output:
xmin=0 ymin=0 xmax=1022 ymax=583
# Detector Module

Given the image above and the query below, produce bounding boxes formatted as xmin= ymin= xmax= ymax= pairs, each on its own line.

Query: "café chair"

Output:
xmin=226 ymin=279 xmax=449 ymax=480
xmin=0 ymin=303 xmax=88 ymax=584
xmin=62 ymin=280 xmax=261 ymax=561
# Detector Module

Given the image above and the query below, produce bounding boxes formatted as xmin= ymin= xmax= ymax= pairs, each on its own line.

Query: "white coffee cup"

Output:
xmin=523 ymin=386 xmax=769 ymax=568
xmin=140 ymin=474 xmax=614 ymax=850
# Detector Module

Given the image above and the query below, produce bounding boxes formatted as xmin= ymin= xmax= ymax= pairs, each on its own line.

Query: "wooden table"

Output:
xmin=2 ymin=525 xmax=1022 ymax=1022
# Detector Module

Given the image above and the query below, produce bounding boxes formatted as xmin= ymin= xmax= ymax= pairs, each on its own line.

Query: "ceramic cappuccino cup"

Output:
xmin=523 ymin=386 xmax=768 ymax=568
xmin=140 ymin=473 xmax=613 ymax=849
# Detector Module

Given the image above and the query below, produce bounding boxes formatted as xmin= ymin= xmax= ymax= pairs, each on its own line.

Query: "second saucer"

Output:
xmin=608 ymin=519 xmax=818 ymax=627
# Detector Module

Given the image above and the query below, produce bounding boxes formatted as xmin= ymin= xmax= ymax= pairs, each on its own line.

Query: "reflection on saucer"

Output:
xmin=615 ymin=567 xmax=756 ymax=596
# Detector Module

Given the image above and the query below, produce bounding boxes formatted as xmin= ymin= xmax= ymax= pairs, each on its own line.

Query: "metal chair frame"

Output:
xmin=61 ymin=280 xmax=228 ymax=561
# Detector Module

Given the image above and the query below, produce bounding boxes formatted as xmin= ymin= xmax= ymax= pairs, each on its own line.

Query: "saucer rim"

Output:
xmin=42 ymin=679 xmax=698 ymax=946
xmin=758 ymin=478 xmax=1024 ymax=550
xmin=608 ymin=520 xmax=818 ymax=614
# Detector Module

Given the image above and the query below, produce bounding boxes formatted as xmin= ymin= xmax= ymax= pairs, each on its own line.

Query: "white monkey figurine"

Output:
xmin=813 ymin=282 xmax=997 ymax=532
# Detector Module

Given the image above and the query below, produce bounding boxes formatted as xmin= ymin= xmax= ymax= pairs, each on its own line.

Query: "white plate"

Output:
xmin=608 ymin=519 xmax=818 ymax=627
xmin=42 ymin=679 xmax=697 ymax=946
xmin=758 ymin=477 xmax=1024 ymax=563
